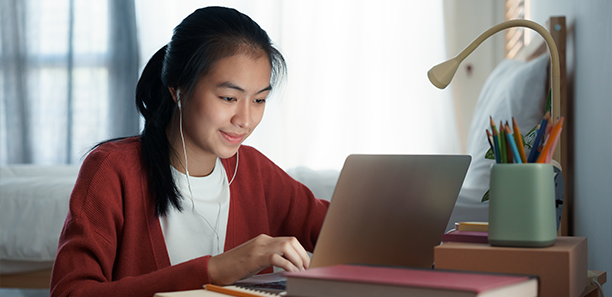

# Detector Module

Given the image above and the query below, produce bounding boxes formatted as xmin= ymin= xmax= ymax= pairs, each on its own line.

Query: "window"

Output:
xmin=505 ymin=0 xmax=531 ymax=58
xmin=1 ymin=0 xmax=138 ymax=164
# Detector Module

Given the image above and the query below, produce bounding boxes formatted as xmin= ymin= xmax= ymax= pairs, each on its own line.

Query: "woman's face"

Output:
xmin=178 ymin=53 xmax=272 ymax=161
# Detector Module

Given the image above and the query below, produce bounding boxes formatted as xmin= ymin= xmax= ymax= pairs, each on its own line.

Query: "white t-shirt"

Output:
xmin=160 ymin=158 xmax=230 ymax=265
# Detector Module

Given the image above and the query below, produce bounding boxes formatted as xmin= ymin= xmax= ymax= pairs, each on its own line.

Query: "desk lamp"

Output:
xmin=428 ymin=19 xmax=561 ymax=247
xmin=427 ymin=19 xmax=561 ymax=161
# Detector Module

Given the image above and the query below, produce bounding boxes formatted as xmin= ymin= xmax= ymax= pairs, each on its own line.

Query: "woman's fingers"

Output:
xmin=278 ymin=237 xmax=310 ymax=270
xmin=291 ymin=237 xmax=311 ymax=270
xmin=252 ymin=235 xmax=308 ymax=271
xmin=270 ymin=253 xmax=299 ymax=272
xmin=208 ymin=234 xmax=310 ymax=285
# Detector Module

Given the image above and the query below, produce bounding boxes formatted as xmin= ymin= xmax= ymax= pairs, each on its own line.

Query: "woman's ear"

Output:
xmin=168 ymin=87 xmax=178 ymax=104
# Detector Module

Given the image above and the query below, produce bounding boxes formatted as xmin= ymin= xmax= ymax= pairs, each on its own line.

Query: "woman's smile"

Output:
xmin=220 ymin=131 xmax=246 ymax=145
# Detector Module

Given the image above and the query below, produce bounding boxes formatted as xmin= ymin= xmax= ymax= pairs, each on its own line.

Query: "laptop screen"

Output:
xmin=310 ymin=154 xmax=471 ymax=269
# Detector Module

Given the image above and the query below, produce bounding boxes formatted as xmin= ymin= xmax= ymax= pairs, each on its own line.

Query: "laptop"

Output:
xmin=235 ymin=154 xmax=471 ymax=292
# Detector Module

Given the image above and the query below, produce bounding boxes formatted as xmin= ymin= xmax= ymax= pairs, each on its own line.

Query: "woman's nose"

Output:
xmin=231 ymin=100 xmax=251 ymax=129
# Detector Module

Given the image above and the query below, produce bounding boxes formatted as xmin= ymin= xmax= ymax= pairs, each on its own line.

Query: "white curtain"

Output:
xmin=137 ymin=0 xmax=460 ymax=171
xmin=0 ymin=0 xmax=140 ymax=164
xmin=2 ymin=0 xmax=460 ymax=170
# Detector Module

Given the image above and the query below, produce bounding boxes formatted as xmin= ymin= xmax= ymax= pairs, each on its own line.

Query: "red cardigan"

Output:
xmin=50 ymin=137 xmax=329 ymax=297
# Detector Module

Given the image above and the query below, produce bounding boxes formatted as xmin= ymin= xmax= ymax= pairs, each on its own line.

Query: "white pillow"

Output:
xmin=446 ymin=54 xmax=549 ymax=230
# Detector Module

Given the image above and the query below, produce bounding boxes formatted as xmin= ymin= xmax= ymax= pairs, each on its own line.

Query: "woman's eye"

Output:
xmin=221 ymin=97 xmax=235 ymax=102
xmin=254 ymin=99 xmax=266 ymax=104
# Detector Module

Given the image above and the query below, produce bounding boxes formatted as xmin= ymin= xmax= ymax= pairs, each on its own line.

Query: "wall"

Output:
xmin=528 ymin=1 xmax=612 ymax=296
xmin=442 ymin=0 xmax=505 ymax=152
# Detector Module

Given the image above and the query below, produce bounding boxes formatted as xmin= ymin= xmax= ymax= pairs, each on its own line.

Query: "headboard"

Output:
xmin=512 ymin=16 xmax=571 ymax=236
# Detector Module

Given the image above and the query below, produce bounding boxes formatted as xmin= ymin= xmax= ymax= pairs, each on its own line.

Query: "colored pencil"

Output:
xmin=486 ymin=129 xmax=499 ymax=163
xmin=536 ymin=117 xmax=565 ymax=163
xmin=527 ymin=111 xmax=550 ymax=163
xmin=535 ymin=113 xmax=553 ymax=162
xmin=505 ymin=124 xmax=522 ymax=163
xmin=545 ymin=120 xmax=554 ymax=140
xmin=486 ymin=129 xmax=494 ymax=149
xmin=499 ymin=121 xmax=507 ymax=163
xmin=503 ymin=123 xmax=514 ymax=163
xmin=545 ymin=127 xmax=562 ymax=164
xmin=489 ymin=117 xmax=501 ymax=163
xmin=205 ymin=284 xmax=264 ymax=297
xmin=512 ymin=118 xmax=528 ymax=163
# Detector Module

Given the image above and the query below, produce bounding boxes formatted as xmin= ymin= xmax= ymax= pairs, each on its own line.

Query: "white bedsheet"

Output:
xmin=286 ymin=166 xmax=339 ymax=202
xmin=0 ymin=165 xmax=78 ymax=274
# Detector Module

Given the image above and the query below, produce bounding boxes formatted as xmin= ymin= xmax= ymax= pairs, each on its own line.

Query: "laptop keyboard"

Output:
xmin=236 ymin=280 xmax=287 ymax=294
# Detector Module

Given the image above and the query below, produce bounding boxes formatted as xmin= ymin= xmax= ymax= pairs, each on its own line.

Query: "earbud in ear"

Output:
xmin=177 ymin=90 xmax=182 ymax=110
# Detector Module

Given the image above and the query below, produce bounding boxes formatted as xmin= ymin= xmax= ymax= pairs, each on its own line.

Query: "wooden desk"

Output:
xmin=0 ymin=268 xmax=51 ymax=289
xmin=434 ymin=236 xmax=606 ymax=297
xmin=582 ymin=270 xmax=606 ymax=297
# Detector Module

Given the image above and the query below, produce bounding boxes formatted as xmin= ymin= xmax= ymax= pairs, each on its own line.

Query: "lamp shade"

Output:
xmin=427 ymin=57 xmax=461 ymax=89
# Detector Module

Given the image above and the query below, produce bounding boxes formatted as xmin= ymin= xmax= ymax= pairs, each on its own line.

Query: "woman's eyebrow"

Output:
xmin=257 ymin=85 xmax=272 ymax=94
xmin=216 ymin=82 xmax=272 ymax=94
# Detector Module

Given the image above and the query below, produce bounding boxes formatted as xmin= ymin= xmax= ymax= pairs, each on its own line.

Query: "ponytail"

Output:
xmin=136 ymin=45 xmax=182 ymax=216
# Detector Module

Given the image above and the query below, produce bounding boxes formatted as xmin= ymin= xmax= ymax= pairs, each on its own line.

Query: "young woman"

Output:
xmin=50 ymin=7 xmax=329 ymax=296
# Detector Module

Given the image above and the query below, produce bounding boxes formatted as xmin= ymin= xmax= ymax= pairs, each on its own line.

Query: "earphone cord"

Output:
xmin=179 ymin=105 xmax=221 ymax=255
xmin=228 ymin=150 xmax=238 ymax=186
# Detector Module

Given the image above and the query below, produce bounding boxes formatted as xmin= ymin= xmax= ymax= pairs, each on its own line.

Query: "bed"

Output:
xmin=0 ymin=165 xmax=78 ymax=289
xmin=0 ymin=15 xmax=570 ymax=292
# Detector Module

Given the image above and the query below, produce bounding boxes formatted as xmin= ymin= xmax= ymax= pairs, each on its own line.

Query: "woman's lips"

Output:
xmin=220 ymin=131 xmax=245 ymax=145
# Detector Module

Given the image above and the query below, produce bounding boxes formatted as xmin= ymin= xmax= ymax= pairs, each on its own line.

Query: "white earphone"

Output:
xmin=177 ymin=90 xmax=182 ymax=110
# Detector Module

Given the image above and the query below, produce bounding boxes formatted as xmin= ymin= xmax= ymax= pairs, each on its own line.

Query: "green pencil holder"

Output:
xmin=488 ymin=163 xmax=557 ymax=247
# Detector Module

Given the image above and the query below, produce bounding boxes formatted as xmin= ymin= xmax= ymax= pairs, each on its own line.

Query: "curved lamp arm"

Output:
xmin=427 ymin=19 xmax=560 ymax=120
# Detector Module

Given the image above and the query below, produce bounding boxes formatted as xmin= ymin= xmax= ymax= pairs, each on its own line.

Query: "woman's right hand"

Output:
xmin=207 ymin=234 xmax=310 ymax=285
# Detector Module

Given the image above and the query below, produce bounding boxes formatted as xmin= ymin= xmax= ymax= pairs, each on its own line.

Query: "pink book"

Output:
xmin=441 ymin=230 xmax=489 ymax=244
xmin=285 ymin=264 xmax=537 ymax=297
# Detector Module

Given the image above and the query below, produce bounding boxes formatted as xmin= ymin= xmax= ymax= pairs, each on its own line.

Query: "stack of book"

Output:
xmin=441 ymin=222 xmax=489 ymax=244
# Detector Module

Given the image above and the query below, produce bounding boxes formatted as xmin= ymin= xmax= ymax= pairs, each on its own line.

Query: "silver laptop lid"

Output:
xmin=310 ymin=154 xmax=471 ymax=269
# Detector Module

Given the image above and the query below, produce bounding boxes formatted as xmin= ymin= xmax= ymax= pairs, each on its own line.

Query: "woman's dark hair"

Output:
xmin=136 ymin=6 xmax=286 ymax=216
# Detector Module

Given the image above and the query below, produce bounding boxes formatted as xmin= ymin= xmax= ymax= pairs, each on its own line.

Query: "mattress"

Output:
xmin=0 ymin=165 xmax=79 ymax=274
